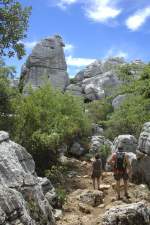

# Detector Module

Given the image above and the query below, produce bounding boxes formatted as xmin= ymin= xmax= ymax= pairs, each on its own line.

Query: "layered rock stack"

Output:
xmin=20 ymin=34 xmax=69 ymax=94
xmin=0 ymin=131 xmax=56 ymax=225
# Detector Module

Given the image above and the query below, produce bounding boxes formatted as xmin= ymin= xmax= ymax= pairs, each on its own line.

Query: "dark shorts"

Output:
xmin=114 ymin=172 xmax=129 ymax=181
xmin=91 ymin=170 xmax=101 ymax=179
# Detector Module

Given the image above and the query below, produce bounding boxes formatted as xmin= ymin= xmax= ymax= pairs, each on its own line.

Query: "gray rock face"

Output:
xmin=138 ymin=122 xmax=150 ymax=155
xmin=82 ymin=71 xmax=121 ymax=101
xmin=112 ymin=94 xmax=127 ymax=110
xmin=0 ymin=131 xmax=55 ymax=225
xmin=90 ymin=135 xmax=112 ymax=154
xmin=65 ymin=84 xmax=83 ymax=96
xmin=70 ymin=57 xmax=124 ymax=101
xmin=20 ymin=35 xmax=69 ymax=93
xmin=70 ymin=142 xmax=85 ymax=157
xmin=79 ymin=189 xmax=104 ymax=207
xmin=102 ymin=201 xmax=150 ymax=225
xmin=112 ymin=135 xmax=138 ymax=153
xmin=132 ymin=122 xmax=150 ymax=186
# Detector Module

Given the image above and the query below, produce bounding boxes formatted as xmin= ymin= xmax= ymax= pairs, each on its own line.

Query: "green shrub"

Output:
xmin=13 ymin=83 xmax=91 ymax=174
xmin=87 ymin=99 xmax=113 ymax=123
xmin=56 ymin=187 xmax=67 ymax=206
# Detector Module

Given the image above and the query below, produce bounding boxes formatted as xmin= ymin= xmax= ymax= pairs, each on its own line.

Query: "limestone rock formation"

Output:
xmin=90 ymin=135 xmax=112 ymax=154
xmin=102 ymin=201 xmax=150 ymax=225
xmin=132 ymin=122 xmax=150 ymax=186
xmin=112 ymin=135 xmax=138 ymax=153
xmin=0 ymin=131 xmax=56 ymax=225
xmin=66 ymin=58 xmax=124 ymax=101
xmin=70 ymin=142 xmax=85 ymax=157
xmin=20 ymin=35 xmax=69 ymax=93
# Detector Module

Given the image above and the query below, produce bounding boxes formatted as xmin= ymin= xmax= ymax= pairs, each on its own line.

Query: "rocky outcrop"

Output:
xmin=79 ymin=189 xmax=104 ymax=207
xmin=102 ymin=201 xmax=150 ymax=225
xmin=67 ymin=58 xmax=125 ymax=101
xmin=90 ymin=135 xmax=112 ymax=154
xmin=132 ymin=122 xmax=150 ymax=186
xmin=112 ymin=135 xmax=138 ymax=153
xmin=20 ymin=35 xmax=69 ymax=94
xmin=0 ymin=131 xmax=56 ymax=225
xmin=69 ymin=142 xmax=85 ymax=157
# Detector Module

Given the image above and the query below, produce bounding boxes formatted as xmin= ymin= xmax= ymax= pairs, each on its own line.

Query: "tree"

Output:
xmin=13 ymin=84 xmax=91 ymax=174
xmin=0 ymin=0 xmax=31 ymax=58
xmin=0 ymin=60 xmax=19 ymax=132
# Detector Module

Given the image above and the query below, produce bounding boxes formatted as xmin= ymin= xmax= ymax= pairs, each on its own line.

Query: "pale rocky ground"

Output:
xmin=57 ymin=158 xmax=150 ymax=225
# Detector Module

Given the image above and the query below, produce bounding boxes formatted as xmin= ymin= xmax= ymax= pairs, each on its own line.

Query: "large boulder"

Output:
xmin=20 ymin=34 xmax=69 ymax=94
xmin=79 ymin=189 xmax=104 ymax=207
xmin=82 ymin=71 xmax=121 ymax=101
xmin=90 ymin=135 xmax=112 ymax=154
xmin=132 ymin=122 xmax=150 ymax=186
xmin=102 ymin=201 xmax=150 ymax=225
xmin=69 ymin=142 xmax=85 ymax=157
xmin=0 ymin=131 xmax=56 ymax=225
xmin=112 ymin=135 xmax=138 ymax=153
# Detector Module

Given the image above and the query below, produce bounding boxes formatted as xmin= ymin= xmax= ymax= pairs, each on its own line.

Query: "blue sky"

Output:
xmin=5 ymin=0 xmax=150 ymax=77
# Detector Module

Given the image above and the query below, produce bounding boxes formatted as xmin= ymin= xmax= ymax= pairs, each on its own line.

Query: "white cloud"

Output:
xmin=85 ymin=0 xmax=122 ymax=23
xmin=64 ymin=43 xmax=75 ymax=55
xmin=23 ymin=41 xmax=38 ymax=49
xmin=66 ymin=55 xmax=96 ymax=67
xmin=56 ymin=0 xmax=79 ymax=9
xmin=126 ymin=7 xmax=150 ymax=31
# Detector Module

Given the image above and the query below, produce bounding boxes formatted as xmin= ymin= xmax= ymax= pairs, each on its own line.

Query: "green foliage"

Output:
xmin=99 ymin=144 xmax=111 ymax=159
xmin=0 ymin=60 xmax=19 ymax=132
xmin=0 ymin=0 xmax=31 ymax=58
xmin=105 ymin=95 xmax=150 ymax=140
xmin=87 ymin=99 xmax=113 ymax=123
xmin=45 ymin=165 xmax=68 ymax=185
xmin=103 ymin=64 xmax=150 ymax=140
xmin=70 ymin=77 xmax=77 ymax=84
xmin=13 ymin=84 xmax=91 ymax=173
xmin=56 ymin=187 xmax=67 ymax=206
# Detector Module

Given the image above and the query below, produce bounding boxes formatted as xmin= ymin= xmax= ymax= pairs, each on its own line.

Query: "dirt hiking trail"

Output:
xmin=57 ymin=158 xmax=150 ymax=225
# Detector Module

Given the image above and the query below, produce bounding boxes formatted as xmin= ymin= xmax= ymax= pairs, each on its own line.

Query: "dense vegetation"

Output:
xmin=12 ymin=84 xmax=91 ymax=174
xmin=0 ymin=0 xmax=31 ymax=58
xmin=88 ymin=63 xmax=150 ymax=140
xmin=0 ymin=60 xmax=19 ymax=133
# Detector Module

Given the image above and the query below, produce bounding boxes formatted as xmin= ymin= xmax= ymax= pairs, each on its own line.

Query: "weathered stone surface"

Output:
xmin=138 ymin=122 xmax=150 ymax=155
xmin=0 ymin=131 xmax=9 ymax=142
xmin=70 ymin=142 xmax=85 ymax=157
xmin=20 ymin=35 xmax=69 ymax=93
xmin=112 ymin=94 xmax=127 ymax=110
xmin=79 ymin=189 xmax=103 ymax=207
xmin=112 ymin=135 xmax=138 ymax=153
xmin=82 ymin=71 xmax=121 ymax=101
xmin=65 ymin=84 xmax=83 ymax=96
xmin=0 ymin=131 xmax=55 ymax=225
xmin=75 ymin=60 xmax=103 ymax=82
xmin=90 ymin=135 xmax=112 ymax=154
xmin=132 ymin=122 xmax=150 ymax=186
xmin=102 ymin=201 xmax=150 ymax=225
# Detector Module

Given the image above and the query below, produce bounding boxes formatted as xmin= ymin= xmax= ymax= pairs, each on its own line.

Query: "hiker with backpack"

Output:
xmin=107 ymin=146 xmax=132 ymax=200
xmin=91 ymin=153 xmax=102 ymax=190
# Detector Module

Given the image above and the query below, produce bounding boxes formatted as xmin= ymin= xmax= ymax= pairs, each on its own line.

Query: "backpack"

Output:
xmin=115 ymin=152 xmax=126 ymax=170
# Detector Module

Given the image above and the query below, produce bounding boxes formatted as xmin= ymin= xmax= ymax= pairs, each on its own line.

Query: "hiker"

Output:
xmin=91 ymin=153 xmax=102 ymax=190
xmin=107 ymin=146 xmax=132 ymax=200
